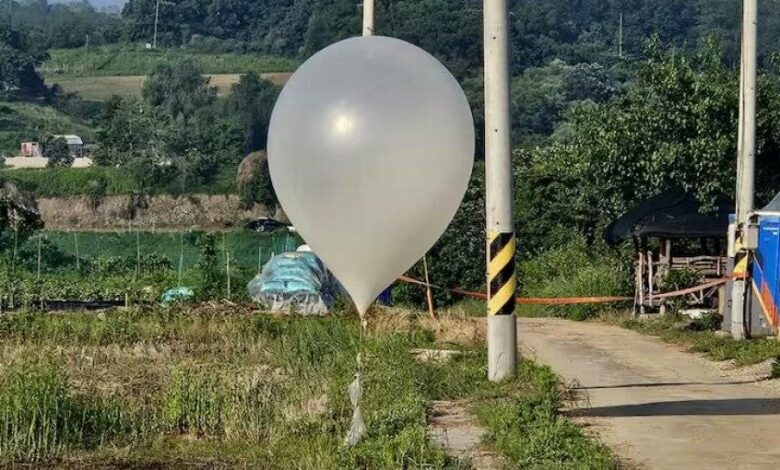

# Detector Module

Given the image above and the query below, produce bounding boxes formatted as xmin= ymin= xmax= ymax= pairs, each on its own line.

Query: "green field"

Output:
xmin=49 ymin=73 xmax=292 ymax=101
xmin=43 ymin=46 xmax=299 ymax=77
xmin=44 ymin=230 xmax=299 ymax=272
xmin=0 ymin=101 xmax=95 ymax=156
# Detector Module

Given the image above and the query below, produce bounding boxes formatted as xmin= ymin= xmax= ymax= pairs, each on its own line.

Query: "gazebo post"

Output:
xmin=638 ymin=250 xmax=645 ymax=315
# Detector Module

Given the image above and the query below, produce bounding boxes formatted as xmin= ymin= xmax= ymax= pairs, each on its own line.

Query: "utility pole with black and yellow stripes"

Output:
xmin=730 ymin=0 xmax=758 ymax=340
xmin=484 ymin=0 xmax=517 ymax=380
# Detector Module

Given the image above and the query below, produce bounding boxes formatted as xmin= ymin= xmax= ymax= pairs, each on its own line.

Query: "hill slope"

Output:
xmin=42 ymin=47 xmax=298 ymax=77
xmin=0 ymin=102 xmax=95 ymax=157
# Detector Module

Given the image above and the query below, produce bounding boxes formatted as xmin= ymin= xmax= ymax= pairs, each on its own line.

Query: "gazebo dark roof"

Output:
xmin=762 ymin=192 xmax=780 ymax=212
xmin=604 ymin=189 xmax=734 ymax=246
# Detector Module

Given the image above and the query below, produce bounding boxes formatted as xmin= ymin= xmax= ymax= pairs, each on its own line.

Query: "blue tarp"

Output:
xmin=161 ymin=287 xmax=195 ymax=304
xmin=247 ymin=252 xmax=340 ymax=315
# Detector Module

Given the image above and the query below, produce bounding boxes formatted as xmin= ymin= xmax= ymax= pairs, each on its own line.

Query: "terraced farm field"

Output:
xmin=49 ymin=73 xmax=293 ymax=100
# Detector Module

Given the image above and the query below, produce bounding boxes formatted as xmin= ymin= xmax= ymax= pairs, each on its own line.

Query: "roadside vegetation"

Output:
xmin=516 ymin=237 xmax=633 ymax=321
xmin=619 ymin=314 xmax=780 ymax=367
xmin=0 ymin=306 xmax=618 ymax=467
xmin=475 ymin=361 xmax=618 ymax=469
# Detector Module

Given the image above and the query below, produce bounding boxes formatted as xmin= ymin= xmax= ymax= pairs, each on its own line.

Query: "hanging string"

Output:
xmin=345 ymin=312 xmax=368 ymax=446
xmin=177 ymin=232 xmax=184 ymax=287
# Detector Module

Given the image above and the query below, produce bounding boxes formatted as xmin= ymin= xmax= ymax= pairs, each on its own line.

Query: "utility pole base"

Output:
xmin=488 ymin=314 xmax=517 ymax=381
xmin=730 ymin=280 xmax=748 ymax=340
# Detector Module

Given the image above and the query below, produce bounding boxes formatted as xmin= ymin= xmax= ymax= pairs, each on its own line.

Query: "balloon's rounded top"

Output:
xmin=268 ymin=36 xmax=474 ymax=315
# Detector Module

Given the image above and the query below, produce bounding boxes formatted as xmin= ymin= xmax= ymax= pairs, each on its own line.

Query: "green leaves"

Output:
xmin=517 ymin=39 xmax=780 ymax=254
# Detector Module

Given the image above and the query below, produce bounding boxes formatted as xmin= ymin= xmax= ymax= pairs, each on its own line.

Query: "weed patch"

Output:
xmin=0 ymin=307 xmax=615 ymax=466
xmin=621 ymin=315 xmax=780 ymax=366
xmin=474 ymin=362 xmax=618 ymax=469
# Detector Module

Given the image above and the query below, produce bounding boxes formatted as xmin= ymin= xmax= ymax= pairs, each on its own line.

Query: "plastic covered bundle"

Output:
xmin=247 ymin=252 xmax=339 ymax=315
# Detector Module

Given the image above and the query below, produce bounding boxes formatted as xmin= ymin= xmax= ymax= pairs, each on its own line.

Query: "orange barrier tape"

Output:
xmin=398 ymin=275 xmax=632 ymax=305
xmin=398 ymin=274 xmax=742 ymax=306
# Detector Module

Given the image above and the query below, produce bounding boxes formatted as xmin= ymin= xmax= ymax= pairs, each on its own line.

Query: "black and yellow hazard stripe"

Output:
xmin=488 ymin=231 xmax=516 ymax=316
xmin=734 ymin=237 xmax=749 ymax=277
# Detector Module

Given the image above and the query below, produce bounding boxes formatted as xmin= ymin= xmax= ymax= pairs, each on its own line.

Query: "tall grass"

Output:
xmin=519 ymin=238 xmax=632 ymax=320
xmin=0 ymin=362 xmax=132 ymax=461
xmin=621 ymin=315 xmax=780 ymax=366
xmin=0 ymin=307 xmax=617 ymax=467
xmin=475 ymin=361 xmax=618 ymax=469
xmin=163 ymin=366 xmax=277 ymax=440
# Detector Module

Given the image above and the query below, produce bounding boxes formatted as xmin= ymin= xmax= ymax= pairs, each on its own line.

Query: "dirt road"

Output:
xmin=518 ymin=317 xmax=780 ymax=469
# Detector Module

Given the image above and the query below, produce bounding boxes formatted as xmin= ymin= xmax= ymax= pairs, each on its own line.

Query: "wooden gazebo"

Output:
xmin=605 ymin=189 xmax=734 ymax=315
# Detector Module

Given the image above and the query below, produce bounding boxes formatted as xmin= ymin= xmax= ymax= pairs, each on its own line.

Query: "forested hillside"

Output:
xmin=118 ymin=0 xmax=780 ymax=68
xmin=5 ymin=0 xmax=780 ymax=309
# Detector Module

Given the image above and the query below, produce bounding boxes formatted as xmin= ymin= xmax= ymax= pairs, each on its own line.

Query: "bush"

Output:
xmin=519 ymin=237 xmax=632 ymax=320
xmin=42 ymin=136 xmax=73 ymax=168
xmin=0 ymin=166 xmax=237 ymax=198
xmin=0 ymin=168 xmax=136 ymax=198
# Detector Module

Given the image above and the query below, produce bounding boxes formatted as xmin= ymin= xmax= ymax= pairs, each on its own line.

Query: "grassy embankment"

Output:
xmin=0 ymin=166 xmax=237 ymax=197
xmin=616 ymin=314 xmax=780 ymax=367
xmin=42 ymin=47 xmax=298 ymax=100
xmin=0 ymin=306 xmax=618 ymax=467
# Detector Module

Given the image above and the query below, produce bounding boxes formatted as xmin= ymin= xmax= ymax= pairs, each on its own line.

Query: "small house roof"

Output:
xmin=54 ymin=135 xmax=83 ymax=146
xmin=604 ymin=189 xmax=734 ymax=246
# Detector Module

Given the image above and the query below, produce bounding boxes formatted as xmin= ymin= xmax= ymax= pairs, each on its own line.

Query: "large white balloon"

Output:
xmin=268 ymin=36 xmax=474 ymax=315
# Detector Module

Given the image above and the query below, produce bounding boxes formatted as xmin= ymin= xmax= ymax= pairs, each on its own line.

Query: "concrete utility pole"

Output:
xmin=362 ymin=0 xmax=374 ymax=36
xmin=153 ymin=0 xmax=161 ymax=49
xmin=730 ymin=0 xmax=758 ymax=340
xmin=484 ymin=0 xmax=517 ymax=381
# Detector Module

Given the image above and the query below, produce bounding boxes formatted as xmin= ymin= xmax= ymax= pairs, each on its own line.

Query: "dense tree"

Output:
xmin=142 ymin=59 xmax=216 ymax=119
xmin=0 ymin=0 xmax=122 ymax=49
xmin=93 ymin=95 xmax=165 ymax=167
xmin=510 ymin=60 xmax=623 ymax=144
xmin=0 ymin=24 xmax=47 ymax=99
xmin=221 ymin=71 xmax=279 ymax=153
xmin=117 ymin=0 xmax=780 ymax=74
xmin=95 ymin=64 xmax=279 ymax=193
xmin=42 ymin=135 xmax=73 ymax=167
xmin=514 ymin=39 xmax=780 ymax=255
xmin=0 ymin=178 xmax=42 ymax=253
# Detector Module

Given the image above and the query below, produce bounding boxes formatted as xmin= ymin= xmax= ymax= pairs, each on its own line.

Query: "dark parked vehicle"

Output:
xmin=245 ymin=218 xmax=288 ymax=233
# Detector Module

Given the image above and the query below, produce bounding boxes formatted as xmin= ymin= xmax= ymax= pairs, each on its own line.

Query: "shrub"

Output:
xmin=519 ymin=237 xmax=632 ymax=320
xmin=41 ymin=136 xmax=73 ymax=168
